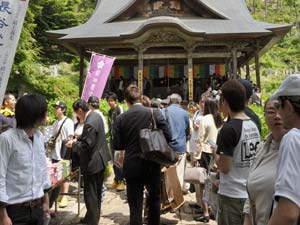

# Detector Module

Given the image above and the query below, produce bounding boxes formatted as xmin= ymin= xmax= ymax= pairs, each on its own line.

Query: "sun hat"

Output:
xmin=270 ymin=74 xmax=300 ymax=100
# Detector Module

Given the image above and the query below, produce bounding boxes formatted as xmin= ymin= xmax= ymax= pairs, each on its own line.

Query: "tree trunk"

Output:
xmin=295 ymin=1 xmax=300 ymax=35
xmin=265 ymin=0 xmax=267 ymax=20
xmin=281 ymin=0 xmax=284 ymax=14
xmin=253 ymin=0 xmax=256 ymax=13
xmin=290 ymin=0 xmax=293 ymax=23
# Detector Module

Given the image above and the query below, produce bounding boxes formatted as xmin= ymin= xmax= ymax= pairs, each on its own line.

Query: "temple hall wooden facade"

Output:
xmin=48 ymin=0 xmax=291 ymax=100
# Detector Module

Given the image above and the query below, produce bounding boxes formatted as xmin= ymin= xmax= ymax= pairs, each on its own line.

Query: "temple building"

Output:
xmin=48 ymin=0 xmax=291 ymax=101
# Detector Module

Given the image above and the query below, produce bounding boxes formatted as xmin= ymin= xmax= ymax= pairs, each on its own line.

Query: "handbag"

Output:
xmin=60 ymin=139 xmax=72 ymax=160
xmin=184 ymin=166 xmax=207 ymax=184
xmin=48 ymin=118 xmax=67 ymax=150
xmin=139 ymin=108 xmax=178 ymax=166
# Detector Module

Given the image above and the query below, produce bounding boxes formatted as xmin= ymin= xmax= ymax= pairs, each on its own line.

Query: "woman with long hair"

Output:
xmin=192 ymin=97 xmax=222 ymax=223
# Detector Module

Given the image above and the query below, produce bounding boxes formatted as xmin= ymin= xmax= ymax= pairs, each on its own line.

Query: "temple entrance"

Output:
xmin=108 ymin=58 xmax=229 ymax=102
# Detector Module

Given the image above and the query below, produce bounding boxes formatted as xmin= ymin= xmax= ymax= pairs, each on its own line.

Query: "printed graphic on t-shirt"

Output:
xmin=236 ymin=126 xmax=260 ymax=168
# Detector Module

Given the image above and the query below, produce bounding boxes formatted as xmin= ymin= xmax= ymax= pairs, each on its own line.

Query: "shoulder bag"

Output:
xmin=139 ymin=108 xmax=178 ymax=166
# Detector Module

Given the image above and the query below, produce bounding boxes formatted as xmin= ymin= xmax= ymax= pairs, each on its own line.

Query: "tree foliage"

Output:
xmin=7 ymin=0 xmax=300 ymax=107
xmin=8 ymin=0 xmax=97 ymax=99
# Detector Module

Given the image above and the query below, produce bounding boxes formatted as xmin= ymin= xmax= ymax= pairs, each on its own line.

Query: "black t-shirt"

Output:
xmin=245 ymin=107 xmax=261 ymax=134
xmin=217 ymin=119 xmax=243 ymax=156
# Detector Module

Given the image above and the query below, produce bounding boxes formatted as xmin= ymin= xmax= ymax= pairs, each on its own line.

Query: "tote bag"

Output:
xmin=139 ymin=108 xmax=178 ymax=166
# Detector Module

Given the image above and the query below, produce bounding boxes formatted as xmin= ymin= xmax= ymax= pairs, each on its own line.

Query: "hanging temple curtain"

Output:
xmin=111 ymin=64 xmax=228 ymax=80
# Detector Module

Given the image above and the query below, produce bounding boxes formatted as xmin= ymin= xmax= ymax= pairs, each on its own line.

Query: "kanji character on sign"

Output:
xmin=0 ymin=1 xmax=11 ymax=14
xmin=0 ymin=18 xmax=8 ymax=28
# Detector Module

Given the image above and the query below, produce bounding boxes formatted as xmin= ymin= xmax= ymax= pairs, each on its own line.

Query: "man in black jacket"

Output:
xmin=66 ymin=99 xmax=110 ymax=225
xmin=239 ymin=79 xmax=262 ymax=133
xmin=113 ymin=85 xmax=170 ymax=225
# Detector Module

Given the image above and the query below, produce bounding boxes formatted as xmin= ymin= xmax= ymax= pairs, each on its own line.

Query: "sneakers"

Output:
xmin=108 ymin=180 xmax=118 ymax=189
xmin=195 ymin=215 xmax=210 ymax=223
xmin=108 ymin=180 xmax=125 ymax=191
xmin=56 ymin=195 xmax=63 ymax=202
xmin=116 ymin=181 xmax=125 ymax=191
xmin=59 ymin=196 xmax=68 ymax=208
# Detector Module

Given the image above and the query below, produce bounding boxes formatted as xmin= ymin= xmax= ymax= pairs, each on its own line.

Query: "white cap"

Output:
xmin=270 ymin=74 xmax=300 ymax=100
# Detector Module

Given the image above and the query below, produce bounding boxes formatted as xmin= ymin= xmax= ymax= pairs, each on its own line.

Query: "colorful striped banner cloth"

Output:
xmin=200 ymin=65 xmax=206 ymax=78
xmin=193 ymin=65 xmax=200 ymax=78
xmin=220 ymin=64 xmax=225 ymax=76
xmin=159 ymin=66 xmax=165 ymax=78
xmin=144 ymin=66 xmax=150 ymax=79
xmin=114 ymin=67 xmax=120 ymax=80
xmin=209 ymin=64 xmax=215 ymax=75
xmin=215 ymin=64 xmax=220 ymax=76
xmin=168 ymin=65 xmax=175 ymax=78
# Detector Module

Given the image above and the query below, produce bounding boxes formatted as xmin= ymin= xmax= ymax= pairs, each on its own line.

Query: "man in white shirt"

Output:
xmin=213 ymin=80 xmax=260 ymax=225
xmin=268 ymin=74 xmax=300 ymax=225
xmin=0 ymin=94 xmax=51 ymax=225
xmin=87 ymin=96 xmax=108 ymax=134
xmin=48 ymin=101 xmax=74 ymax=209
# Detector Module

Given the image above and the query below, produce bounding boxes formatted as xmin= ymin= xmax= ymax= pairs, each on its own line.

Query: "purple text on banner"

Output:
xmin=81 ymin=54 xmax=115 ymax=101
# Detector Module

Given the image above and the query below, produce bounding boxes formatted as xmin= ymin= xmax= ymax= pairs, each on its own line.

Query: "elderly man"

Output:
xmin=268 ymin=74 xmax=300 ymax=225
xmin=162 ymin=93 xmax=190 ymax=190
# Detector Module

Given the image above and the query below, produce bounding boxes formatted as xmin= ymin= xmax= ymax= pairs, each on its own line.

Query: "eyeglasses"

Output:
xmin=264 ymin=110 xmax=278 ymax=116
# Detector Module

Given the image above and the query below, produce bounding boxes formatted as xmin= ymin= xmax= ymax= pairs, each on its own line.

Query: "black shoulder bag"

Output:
xmin=139 ymin=108 xmax=178 ymax=166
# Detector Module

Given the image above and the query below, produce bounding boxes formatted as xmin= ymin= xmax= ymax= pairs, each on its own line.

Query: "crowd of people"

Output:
xmin=0 ymin=74 xmax=299 ymax=225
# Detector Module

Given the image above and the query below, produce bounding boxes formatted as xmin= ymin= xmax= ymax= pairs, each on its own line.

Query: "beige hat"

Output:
xmin=271 ymin=74 xmax=300 ymax=100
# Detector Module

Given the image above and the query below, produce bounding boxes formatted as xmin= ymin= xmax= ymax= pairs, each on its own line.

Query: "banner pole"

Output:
xmin=80 ymin=53 xmax=94 ymax=99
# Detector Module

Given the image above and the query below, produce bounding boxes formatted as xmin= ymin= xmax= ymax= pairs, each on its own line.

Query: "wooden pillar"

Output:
xmin=255 ymin=50 xmax=261 ymax=90
xmin=246 ymin=63 xmax=250 ymax=80
xmin=188 ymin=49 xmax=193 ymax=101
xmin=231 ymin=48 xmax=238 ymax=79
xmin=228 ymin=60 xmax=232 ymax=79
xmin=138 ymin=50 xmax=144 ymax=93
xmin=79 ymin=47 xmax=85 ymax=97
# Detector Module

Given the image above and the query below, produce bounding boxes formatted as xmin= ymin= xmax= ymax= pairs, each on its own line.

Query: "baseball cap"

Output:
xmin=52 ymin=101 xmax=67 ymax=109
xmin=239 ymin=79 xmax=253 ymax=100
xmin=270 ymin=74 xmax=300 ymax=100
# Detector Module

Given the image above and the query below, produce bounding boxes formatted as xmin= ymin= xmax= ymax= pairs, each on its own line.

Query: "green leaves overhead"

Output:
xmin=8 ymin=0 xmax=97 ymax=99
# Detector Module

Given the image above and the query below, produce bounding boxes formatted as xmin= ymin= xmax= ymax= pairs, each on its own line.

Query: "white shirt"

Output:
xmin=51 ymin=116 xmax=74 ymax=161
xmin=218 ymin=120 xmax=260 ymax=198
xmin=0 ymin=128 xmax=51 ymax=205
xmin=189 ymin=111 xmax=202 ymax=154
xmin=95 ymin=110 xmax=108 ymax=134
xmin=274 ymin=128 xmax=300 ymax=207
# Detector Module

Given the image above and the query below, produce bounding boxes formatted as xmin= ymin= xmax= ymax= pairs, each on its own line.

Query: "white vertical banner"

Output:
xmin=0 ymin=0 xmax=29 ymax=104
